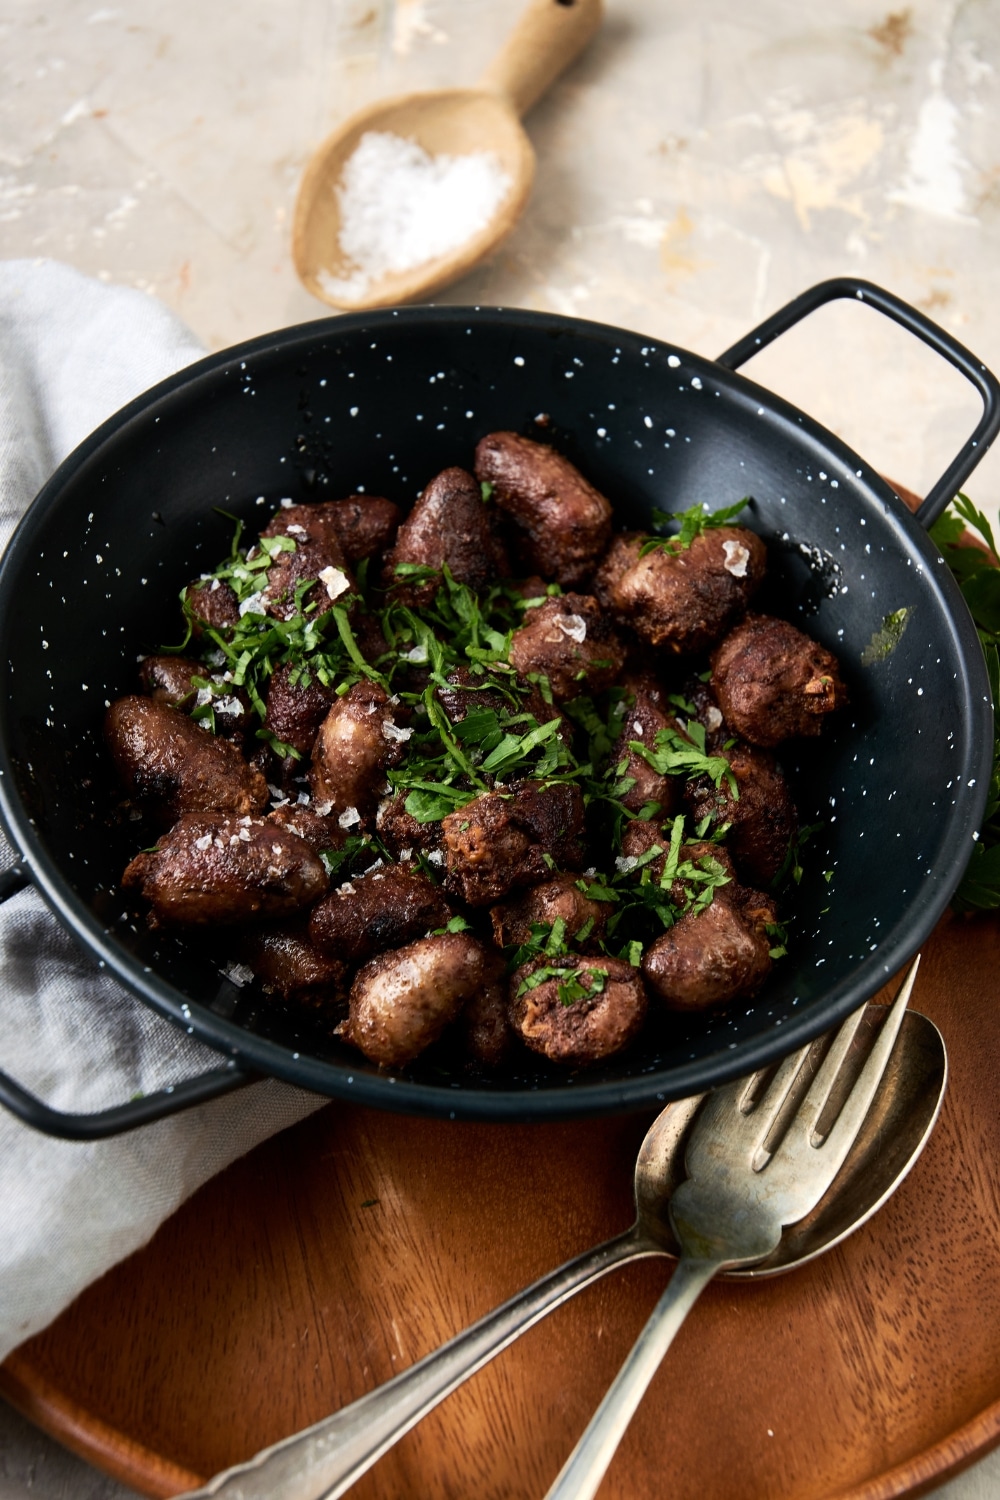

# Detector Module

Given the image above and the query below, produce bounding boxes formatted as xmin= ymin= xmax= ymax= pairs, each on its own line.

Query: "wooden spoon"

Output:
xmin=292 ymin=0 xmax=603 ymax=312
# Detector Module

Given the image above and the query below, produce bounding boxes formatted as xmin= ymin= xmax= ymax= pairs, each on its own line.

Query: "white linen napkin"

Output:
xmin=0 ymin=259 xmax=325 ymax=1364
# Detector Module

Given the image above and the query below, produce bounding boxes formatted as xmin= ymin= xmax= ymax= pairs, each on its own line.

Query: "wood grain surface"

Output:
xmin=4 ymin=909 xmax=1000 ymax=1500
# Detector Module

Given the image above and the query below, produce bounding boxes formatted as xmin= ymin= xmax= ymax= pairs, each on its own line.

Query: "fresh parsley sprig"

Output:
xmin=930 ymin=493 xmax=1000 ymax=911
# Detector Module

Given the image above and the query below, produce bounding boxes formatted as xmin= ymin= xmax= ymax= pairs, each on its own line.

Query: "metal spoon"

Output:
xmin=545 ymin=960 xmax=946 ymax=1498
xmin=182 ymin=967 xmax=945 ymax=1500
xmin=292 ymin=0 xmax=603 ymax=312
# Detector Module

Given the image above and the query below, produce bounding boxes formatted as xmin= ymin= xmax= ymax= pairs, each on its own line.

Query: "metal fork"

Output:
xmin=544 ymin=962 xmax=919 ymax=1500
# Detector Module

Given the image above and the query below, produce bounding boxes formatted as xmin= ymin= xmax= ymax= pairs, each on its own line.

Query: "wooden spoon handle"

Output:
xmin=478 ymin=0 xmax=603 ymax=118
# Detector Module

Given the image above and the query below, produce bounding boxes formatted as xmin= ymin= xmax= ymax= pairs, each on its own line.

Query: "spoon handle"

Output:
xmin=544 ymin=1254 xmax=725 ymax=1500
xmin=479 ymin=0 xmax=604 ymax=118
xmin=179 ymin=1226 xmax=653 ymax=1500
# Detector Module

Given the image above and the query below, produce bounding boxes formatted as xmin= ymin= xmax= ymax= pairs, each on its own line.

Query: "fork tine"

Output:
xmin=683 ymin=1042 xmax=811 ymax=1177
xmin=786 ymin=954 xmax=921 ymax=1179
xmin=787 ymin=1003 xmax=871 ymax=1142
xmin=743 ymin=1044 xmax=812 ymax=1148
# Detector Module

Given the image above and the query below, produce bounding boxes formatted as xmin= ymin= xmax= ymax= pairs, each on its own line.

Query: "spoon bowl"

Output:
xmin=292 ymin=0 xmax=602 ymax=311
xmin=636 ymin=1005 xmax=948 ymax=1278
xmin=293 ymin=89 xmax=535 ymax=312
xmin=544 ymin=970 xmax=948 ymax=1499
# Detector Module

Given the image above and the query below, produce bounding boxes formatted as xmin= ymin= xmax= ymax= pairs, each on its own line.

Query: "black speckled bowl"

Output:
xmin=0 ymin=278 xmax=996 ymax=1137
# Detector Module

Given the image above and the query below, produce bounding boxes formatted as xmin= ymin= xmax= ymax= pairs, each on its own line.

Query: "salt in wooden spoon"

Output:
xmin=292 ymin=0 xmax=603 ymax=311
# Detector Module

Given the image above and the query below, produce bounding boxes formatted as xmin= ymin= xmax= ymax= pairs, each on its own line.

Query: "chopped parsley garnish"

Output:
xmin=318 ymin=833 xmax=393 ymax=880
xmin=600 ymin=820 xmax=733 ymax=951
xmin=772 ymin=821 xmax=823 ymax=889
xmin=517 ymin=961 xmax=610 ymax=1008
xmin=255 ymin=728 xmax=301 ymax=760
xmin=860 ymin=607 xmax=911 ymax=666
xmin=629 ymin=722 xmax=737 ymax=796
xmin=153 ymin=494 xmax=810 ymax=969
xmin=433 ymin=914 xmax=474 ymax=935
xmin=639 ymin=497 xmax=750 ymax=557
xmin=765 ymin=920 xmax=789 ymax=960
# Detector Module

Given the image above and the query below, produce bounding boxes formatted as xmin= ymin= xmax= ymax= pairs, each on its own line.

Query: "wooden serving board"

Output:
xmin=4 ymin=909 xmax=1000 ymax=1500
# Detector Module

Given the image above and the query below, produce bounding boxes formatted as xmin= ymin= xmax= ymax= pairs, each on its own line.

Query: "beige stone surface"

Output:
xmin=2 ymin=0 xmax=999 ymax=513
xmin=2 ymin=1 xmax=1000 ymax=1495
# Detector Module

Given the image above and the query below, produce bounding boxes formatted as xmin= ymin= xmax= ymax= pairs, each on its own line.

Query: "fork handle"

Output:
xmin=544 ymin=1253 xmax=725 ymax=1500
xmin=178 ymin=1226 xmax=654 ymax=1500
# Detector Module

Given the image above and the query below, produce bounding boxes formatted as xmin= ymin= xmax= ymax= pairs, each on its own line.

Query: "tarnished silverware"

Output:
xmin=545 ymin=956 xmax=941 ymax=1500
xmin=181 ymin=956 xmax=943 ymax=1500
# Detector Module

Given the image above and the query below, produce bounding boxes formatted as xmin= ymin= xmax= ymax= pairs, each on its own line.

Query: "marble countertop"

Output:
xmin=2 ymin=1 xmax=1000 ymax=1496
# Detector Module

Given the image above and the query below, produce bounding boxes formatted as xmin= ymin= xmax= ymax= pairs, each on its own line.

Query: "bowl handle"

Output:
xmin=0 ymin=862 xmax=257 ymax=1140
xmin=716 ymin=277 xmax=1000 ymax=529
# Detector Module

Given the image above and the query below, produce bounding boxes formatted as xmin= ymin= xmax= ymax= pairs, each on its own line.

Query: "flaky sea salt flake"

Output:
xmin=722 ymin=539 xmax=750 ymax=577
xmin=319 ymin=565 xmax=351 ymax=601
xmin=222 ymin=961 xmax=255 ymax=988
xmin=556 ymin=613 xmax=588 ymax=644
